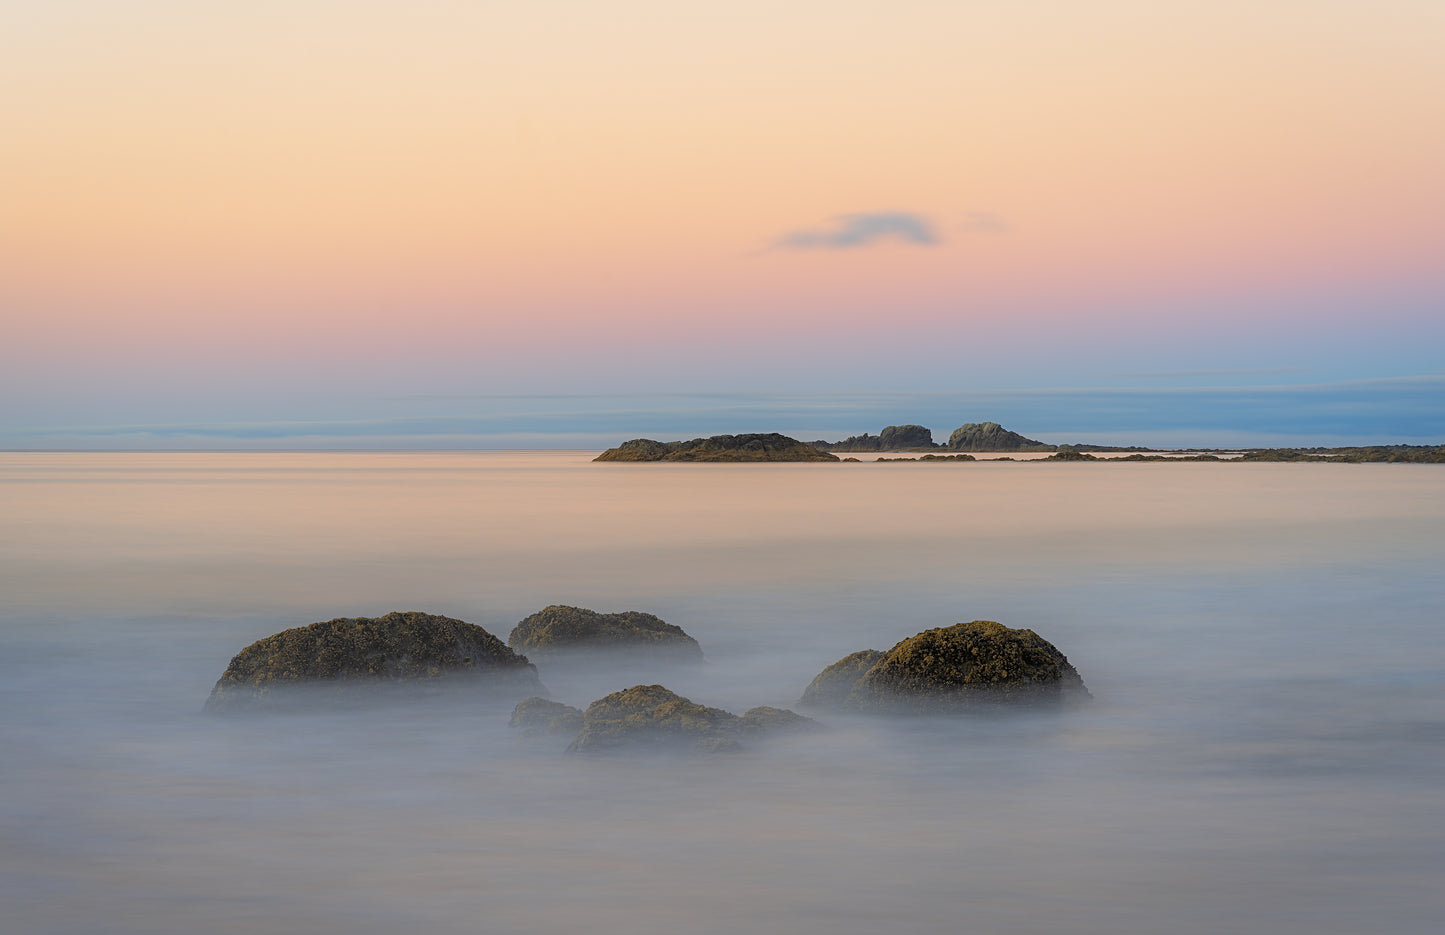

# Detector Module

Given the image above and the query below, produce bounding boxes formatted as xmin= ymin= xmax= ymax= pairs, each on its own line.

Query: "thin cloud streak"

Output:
xmin=772 ymin=213 xmax=940 ymax=250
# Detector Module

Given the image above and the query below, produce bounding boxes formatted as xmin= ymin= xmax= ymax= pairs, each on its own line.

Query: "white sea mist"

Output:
xmin=2 ymin=452 xmax=1442 ymax=934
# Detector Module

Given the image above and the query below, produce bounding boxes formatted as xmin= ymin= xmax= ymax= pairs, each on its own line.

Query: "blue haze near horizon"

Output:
xmin=4 ymin=375 xmax=1443 ymax=450
xmin=2 ymin=452 xmax=1443 ymax=934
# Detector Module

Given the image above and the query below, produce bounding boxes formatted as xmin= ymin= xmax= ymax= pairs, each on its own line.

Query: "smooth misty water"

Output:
xmin=2 ymin=452 xmax=1442 ymax=934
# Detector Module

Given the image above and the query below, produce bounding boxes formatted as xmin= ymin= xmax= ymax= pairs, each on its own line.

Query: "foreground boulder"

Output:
xmin=508 ymin=605 xmax=703 ymax=661
xmin=566 ymin=685 xmax=818 ymax=755
xmin=510 ymin=697 xmax=585 ymax=738
xmin=204 ymin=611 xmax=543 ymax=713
xmin=595 ymin=433 xmax=839 ymax=462
xmin=807 ymin=621 xmax=1090 ymax=714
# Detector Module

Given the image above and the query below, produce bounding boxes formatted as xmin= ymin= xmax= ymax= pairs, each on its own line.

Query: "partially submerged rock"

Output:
xmin=803 ymin=621 xmax=1089 ymax=714
xmin=510 ymin=696 xmax=585 ymax=738
xmin=204 ymin=611 xmax=543 ymax=713
xmin=566 ymin=685 xmax=818 ymax=755
xmin=595 ymin=433 xmax=840 ymax=462
xmin=508 ymin=605 xmax=703 ymax=661
xmin=799 ymin=649 xmax=885 ymax=708
xmin=849 ymin=621 xmax=1089 ymax=713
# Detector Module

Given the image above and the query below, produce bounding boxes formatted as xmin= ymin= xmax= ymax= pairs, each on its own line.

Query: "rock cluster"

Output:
xmin=508 ymin=605 xmax=703 ymax=661
xmin=801 ymin=621 xmax=1089 ymax=714
xmin=595 ymin=433 xmax=839 ymax=462
xmin=203 ymin=611 xmax=543 ymax=713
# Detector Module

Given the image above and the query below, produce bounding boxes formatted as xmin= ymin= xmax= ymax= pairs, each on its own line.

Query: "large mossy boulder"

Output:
xmin=595 ymin=433 xmax=840 ymax=462
xmin=508 ymin=605 xmax=703 ymax=661
xmin=799 ymin=649 xmax=885 ymax=708
xmin=204 ymin=611 xmax=543 ymax=713
xmin=805 ymin=621 xmax=1089 ymax=714
xmin=566 ymin=685 xmax=818 ymax=755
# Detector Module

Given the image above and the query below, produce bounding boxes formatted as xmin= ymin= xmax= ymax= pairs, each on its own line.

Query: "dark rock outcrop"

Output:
xmin=843 ymin=621 xmax=1089 ymax=713
xmin=565 ymin=685 xmax=818 ymax=755
xmin=204 ymin=611 xmax=543 ymax=713
xmin=508 ymin=605 xmax=703 ymax=661
xmin=510 ymin=697 xmax=585 ymax=738
xmin=816 ymin=425 xmax=938 ymax=452
xmin=799 ymin=649 xmax=885 ymax=708
xmin=879 ymin=424 xmax=935 ymax=449
xmin=947 ymin=422 xmax=1052 ymax=451
xmin=595 ymin=433 xmax=839 ymax=462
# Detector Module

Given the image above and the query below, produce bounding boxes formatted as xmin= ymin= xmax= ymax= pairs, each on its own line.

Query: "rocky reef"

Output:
xmin=508 ymin=605 xmax=704 ymax=661
xmin=204 ymin=611 xmax=543 ymax=713
xmin=803 ymin=621 xmax=1089 ymax=714
xmin=595 ymin=433 xmax=839 ymax=462
xmin=565 ymin=684 xmax=819 ymax=755
xmin=947 ymin=422 xmax=1053 ymax=452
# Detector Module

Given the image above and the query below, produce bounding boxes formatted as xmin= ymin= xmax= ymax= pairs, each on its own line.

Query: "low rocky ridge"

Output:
xmin=508 ymin=605 xmax=703 ymax=660
xmin=595 ymin=433 xmax=839 ymax=462
xmin=803 ymin=621 xmax=1090 ymax=714
xmin=565 ymin=684 xmax=820 ymax=754
xmin=204 ymin=611 xmax=543 ymax=713
xmin=510 ymin=697 xmax=585 ymax=738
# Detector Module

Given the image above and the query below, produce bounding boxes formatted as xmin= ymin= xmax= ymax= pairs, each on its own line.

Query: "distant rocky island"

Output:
xmin=595 ymin=422 xmax=1445 ymax=462
xmin=595 ymin=433 xmax=839 ymax=462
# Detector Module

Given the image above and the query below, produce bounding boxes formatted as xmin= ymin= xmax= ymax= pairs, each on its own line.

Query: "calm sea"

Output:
xmin=2 ymin=452 xmax=1442 ymax=934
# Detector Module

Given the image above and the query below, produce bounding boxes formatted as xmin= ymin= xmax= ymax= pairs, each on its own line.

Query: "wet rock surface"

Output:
xmin=508 ymin=605 xmax=703 ymax=661
xmin=204 ymin=611 xmax=543 ymax=713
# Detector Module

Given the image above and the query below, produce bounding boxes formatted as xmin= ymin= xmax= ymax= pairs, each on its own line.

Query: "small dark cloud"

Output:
xmin=774 ymin=213 xmax=940 ymax=250
xmin=959 ymin=211 xmax=1009 ymax=234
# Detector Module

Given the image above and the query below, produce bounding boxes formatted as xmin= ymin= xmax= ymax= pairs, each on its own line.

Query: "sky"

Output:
xmin=3 ymin=0 xmax=1442 ymax=449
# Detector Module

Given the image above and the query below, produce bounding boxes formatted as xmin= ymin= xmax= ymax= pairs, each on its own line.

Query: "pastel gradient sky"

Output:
xmin=4 ymin=1 xmax=1443 ymax=448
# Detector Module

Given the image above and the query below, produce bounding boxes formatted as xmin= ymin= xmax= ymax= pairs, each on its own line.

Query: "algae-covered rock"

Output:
xmin=204 ymin=611 xmax=543 ymax=713
xmin=566 ymin=685 xmax=743 ymax=754
xmin=595 ymin=433 xmax=840 ymax=462
xmin=508 ymin=605 xmax=703 ymax=661
xmin=564 ymin=686 xmax=818 ymax=755
xmin=843 ymin=621 xmax=1090 ymax=714
xmin=799 ymin=649 xmax=885 ymax=709
xmin=510 ymin=696 xmax=585 ymax=738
